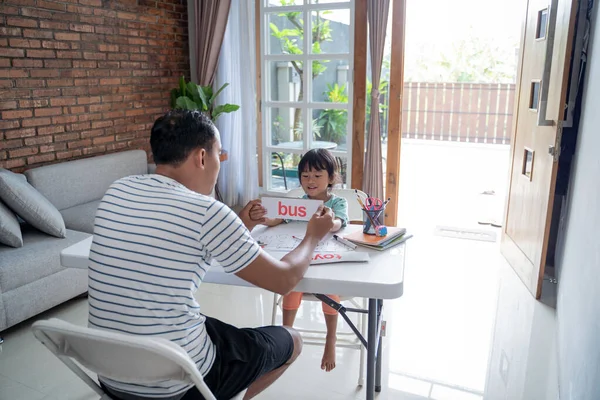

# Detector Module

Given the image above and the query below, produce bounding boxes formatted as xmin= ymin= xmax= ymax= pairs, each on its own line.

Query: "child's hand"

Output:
xmin=249 ymin=203 xmax=267 ymax=222
xmin=329 ymin=214 xmax=342 ymax=233
xmin=263 ymin=218 xmax=283 ymax=227
xmin=239 ymin=199 xmax=267 ymax=231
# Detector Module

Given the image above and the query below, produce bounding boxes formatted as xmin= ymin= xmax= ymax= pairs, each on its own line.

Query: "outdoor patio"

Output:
xmin=272 ymin=139 xmax=511 ymax=241
xmin=395 ymin=139 xmax=511 ymax=241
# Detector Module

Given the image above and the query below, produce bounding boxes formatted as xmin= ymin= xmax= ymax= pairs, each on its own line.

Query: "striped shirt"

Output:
xmin=87 ymin=174 xmax=261 ymax=398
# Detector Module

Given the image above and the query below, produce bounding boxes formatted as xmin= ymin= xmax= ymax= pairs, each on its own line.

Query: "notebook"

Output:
xmin=344 ymin=227 xmax=412 ymax=251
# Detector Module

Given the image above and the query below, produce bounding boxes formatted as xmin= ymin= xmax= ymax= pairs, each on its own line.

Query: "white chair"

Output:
xmin=32 ymin=318 xmax=246 ymax=400
xmin=271 ymin=188 xmax=369 ymax=385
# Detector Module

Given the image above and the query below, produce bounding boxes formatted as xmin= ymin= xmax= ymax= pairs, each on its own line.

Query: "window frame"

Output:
xmin=259 ymin=0 xmax=355 ymax=194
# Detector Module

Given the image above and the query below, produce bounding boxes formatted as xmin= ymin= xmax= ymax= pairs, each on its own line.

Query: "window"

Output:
xmin=260 ymin=0 xmax=354 ymax=192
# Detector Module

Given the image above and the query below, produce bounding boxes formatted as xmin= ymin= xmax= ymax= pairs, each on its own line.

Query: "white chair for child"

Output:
xmin=271 ymin=188 xmax=369 ymax=385
xmin=32 ymin=318 xmax=246 ymax=400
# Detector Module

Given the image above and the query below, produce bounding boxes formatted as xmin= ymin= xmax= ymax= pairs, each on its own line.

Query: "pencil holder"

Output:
xmin=363 ymin=209 xmax=384 ymax=235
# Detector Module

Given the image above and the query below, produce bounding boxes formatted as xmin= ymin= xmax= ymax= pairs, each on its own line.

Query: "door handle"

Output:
xmin=537 ymin=0 xmax=559 ymax=127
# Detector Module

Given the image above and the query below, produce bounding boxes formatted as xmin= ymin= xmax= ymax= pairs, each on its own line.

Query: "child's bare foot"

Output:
xmin=321 ymin=335 xmax=337 ymax=372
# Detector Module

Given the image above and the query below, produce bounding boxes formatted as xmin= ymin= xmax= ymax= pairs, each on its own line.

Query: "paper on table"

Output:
xmin=264 ymin=250 xmax=369 ymax=265
xmin=261 ymin=197 xmax=323 ymax=221
xmin=255 ymin=233 xmax=352 ymax=253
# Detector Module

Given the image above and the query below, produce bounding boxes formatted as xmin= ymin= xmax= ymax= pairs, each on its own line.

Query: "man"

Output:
xmin=87 ymin=110 xmax=334 ymax=400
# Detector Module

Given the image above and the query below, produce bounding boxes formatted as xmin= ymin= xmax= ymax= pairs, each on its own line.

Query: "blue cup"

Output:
xmin=363 ymin=209 xmax=384 ymax=235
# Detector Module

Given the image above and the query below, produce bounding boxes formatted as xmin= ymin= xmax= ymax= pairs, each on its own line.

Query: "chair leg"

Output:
xmin=271 ymin=293 xmax=280 ymax=326
xmin=358 ymin=298 xmax=367 ymax=386
xmin=358 ymin=339 xmax=365 ymax=387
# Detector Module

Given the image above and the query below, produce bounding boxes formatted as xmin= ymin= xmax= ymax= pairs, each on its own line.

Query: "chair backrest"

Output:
xmin=32 ymin=319 xmax=217 ymax=400
xmin=286 ymin=188 xmax=366 ymax=222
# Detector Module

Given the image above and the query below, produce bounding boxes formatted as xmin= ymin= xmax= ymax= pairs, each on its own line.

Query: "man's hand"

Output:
xmin=236 ymin=206 xmax=335 ymax=295
xmin=239 ymin=199 xmax=267 ymax=231
xmin=305 ymin=205 xmax=334 ymax=242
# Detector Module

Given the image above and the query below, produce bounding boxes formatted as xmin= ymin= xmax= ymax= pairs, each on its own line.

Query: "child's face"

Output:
xmin=300 ymin=167 xmax=332 ymax=197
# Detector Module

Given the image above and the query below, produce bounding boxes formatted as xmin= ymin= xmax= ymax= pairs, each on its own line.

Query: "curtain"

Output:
xmin=194 ymin=0 xmax=231 ymax=86
xmin=215 ymin=0 xmax=259 ymax=207
xmin=362 ymin=0 xmax=390 ymax=200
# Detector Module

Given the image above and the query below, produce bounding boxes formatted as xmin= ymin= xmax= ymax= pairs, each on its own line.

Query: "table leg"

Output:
xmin=366 ymin=298 xmax=377 ymax=400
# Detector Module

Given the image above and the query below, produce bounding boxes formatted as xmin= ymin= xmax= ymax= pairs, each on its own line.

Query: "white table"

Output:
xmin=60 ymin=223 xmax=406 ymax=400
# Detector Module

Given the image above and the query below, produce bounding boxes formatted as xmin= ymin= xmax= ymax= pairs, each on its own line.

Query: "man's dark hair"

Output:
xmin=297 ymin=148 xmax=340 ymax=188
xmin=150 ymin=110 xmax=217 ymax=166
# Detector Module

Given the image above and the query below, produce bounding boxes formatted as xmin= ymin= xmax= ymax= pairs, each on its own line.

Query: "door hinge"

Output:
xmin=548 ymin=145 xmax=560 ymax=161
xmin=549 ymin=121 xmax=564 ymax=162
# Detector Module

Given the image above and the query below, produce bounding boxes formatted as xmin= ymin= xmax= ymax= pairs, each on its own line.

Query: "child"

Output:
xmin=264 ymin=149 xmax=349 ymax=372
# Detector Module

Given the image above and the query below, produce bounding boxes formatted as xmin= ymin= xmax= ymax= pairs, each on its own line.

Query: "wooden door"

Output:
xmin=502 ymin=0 xmax=578 ymax=298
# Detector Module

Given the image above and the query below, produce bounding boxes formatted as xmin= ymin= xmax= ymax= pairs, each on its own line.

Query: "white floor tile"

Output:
xmin=0 ymin=373 xmax=46 ymax=400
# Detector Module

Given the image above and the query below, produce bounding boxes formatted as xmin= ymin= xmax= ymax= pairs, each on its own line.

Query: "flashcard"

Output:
xmin=262 ymin=197 xmax=323 ymax=221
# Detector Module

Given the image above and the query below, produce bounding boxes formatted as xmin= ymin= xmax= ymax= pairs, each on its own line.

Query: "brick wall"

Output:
xmin=0 ymin=0 xmax=189 ymax=172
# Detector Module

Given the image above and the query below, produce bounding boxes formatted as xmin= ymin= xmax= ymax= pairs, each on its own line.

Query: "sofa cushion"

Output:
xmin=60 ymin=200 xmax=101 ymax=233
xmin=2 ymin=267 xmax=87 ymax=330
xmin=0 ymin=200 xmax=22 ymax=248
xmin=0 ymin=225 xmax=90 ymax=292
xmin=25 ymin=150 xmax=148 ymax=211
xmin=0 ymin=168 xmax=66 ymax=238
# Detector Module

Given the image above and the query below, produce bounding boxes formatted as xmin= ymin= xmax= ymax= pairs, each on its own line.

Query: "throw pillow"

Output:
xmin=0 ymin=169 xmax=66 ymax=238
xmin=0 ymin=200 xmax=23 ymax=247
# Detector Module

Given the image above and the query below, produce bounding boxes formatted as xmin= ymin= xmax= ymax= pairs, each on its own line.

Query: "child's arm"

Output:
xmin=264 ymin=218 xmax=284 ymax=227
xmin=329 ymin=197 xmax=349 ymax=232
xmin=330 ymin=217 xmax=343 ymax=232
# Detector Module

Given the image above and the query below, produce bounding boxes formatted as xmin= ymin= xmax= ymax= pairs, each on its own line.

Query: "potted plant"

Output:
xmin=171 ymin=76 xmax=239 ymax=162
xmin=171 ymin=76 xmax=239 ymax=122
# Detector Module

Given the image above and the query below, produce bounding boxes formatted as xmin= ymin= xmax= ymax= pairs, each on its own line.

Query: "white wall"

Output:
xmin=556 ymin=3 xmax=600 ymax=399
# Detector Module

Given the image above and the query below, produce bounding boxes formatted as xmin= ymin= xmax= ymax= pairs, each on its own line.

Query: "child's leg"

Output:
xmin=321 ymin=295 xmax=340 ymax=372
xmin=281 ymin=292 xmax=303 ymax=327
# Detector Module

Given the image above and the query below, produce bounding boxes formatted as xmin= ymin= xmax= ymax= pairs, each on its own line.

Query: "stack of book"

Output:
xmin=343 ymin=227 xmax=412 ymax=251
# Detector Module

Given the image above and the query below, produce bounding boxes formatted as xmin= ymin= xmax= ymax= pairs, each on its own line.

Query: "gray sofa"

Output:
xmin=0 ymin=150 xmax=154 ymax=333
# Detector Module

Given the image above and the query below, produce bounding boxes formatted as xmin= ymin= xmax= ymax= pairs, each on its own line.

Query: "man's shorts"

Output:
xmin=101 ymin=316 xmax=295 ymax=400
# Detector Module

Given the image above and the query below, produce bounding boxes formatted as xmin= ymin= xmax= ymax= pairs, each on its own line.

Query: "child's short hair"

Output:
xmin=297 ymin=148 xmax=340 ymax=188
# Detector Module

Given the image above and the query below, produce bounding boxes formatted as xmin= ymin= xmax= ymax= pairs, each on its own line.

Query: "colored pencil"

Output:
xmin=355 ymin=190 xmax=379 ymax=229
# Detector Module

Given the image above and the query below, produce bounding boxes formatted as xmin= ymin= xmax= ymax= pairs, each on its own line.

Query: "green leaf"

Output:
xmin=312 ymin=41 xmax=322 ymax=54
xmin=279 ymin=28 xmax=300 ymax=37
xmin=281 ymin=11 xmax=301 ymax=21
xmin=175 ymin=96 xmax=199 ymax=110
xmin=212 ymin=103 xmax=240 ymax=121
xmin=283 ymin=38 xmax=302 ymax=55
xmin=179 ymin=76 xmax=186 ymax=98
xmin=312 ymin=60 xmax=327 ymax=77
xmin=210 ymin=83 xmax=229 ymax=105
xmin=201 ymin=85 xmax=213 ymax=103
xmin=270 ymin=22 xmax=283 ymax=39
xmin=196 ymin=86 xmax=209 ymax=111
xmin=186 ymin=82 xmax=201 ymax=105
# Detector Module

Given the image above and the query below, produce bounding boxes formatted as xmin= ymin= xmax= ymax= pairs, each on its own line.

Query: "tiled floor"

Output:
xmin=0 ymin=230 xmax=557 ymax=400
